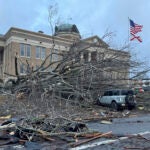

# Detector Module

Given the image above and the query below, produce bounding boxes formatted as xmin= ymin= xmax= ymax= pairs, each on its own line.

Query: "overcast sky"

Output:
xmin=0 ymin=0 xmax=150 ymax=66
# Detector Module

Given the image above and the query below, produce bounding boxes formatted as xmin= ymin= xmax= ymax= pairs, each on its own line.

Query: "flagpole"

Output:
xmin=128 ymin=17 xmax=130 ymax=50
xmin=128 ymin=17 xmax=130 ymax=86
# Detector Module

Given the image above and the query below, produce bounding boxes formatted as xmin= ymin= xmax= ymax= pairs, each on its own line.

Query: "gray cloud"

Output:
xmin=0 ymin=0 xmax=50 ymax=33
xmin=0 ymin=0 xmax=149 ymax=66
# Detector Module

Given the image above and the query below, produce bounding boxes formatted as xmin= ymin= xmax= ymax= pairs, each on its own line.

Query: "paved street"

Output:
xmin=87 ymin=114 xmax=150 ymax=135
xmin=71 ymin=114 xmax=150 ymax=150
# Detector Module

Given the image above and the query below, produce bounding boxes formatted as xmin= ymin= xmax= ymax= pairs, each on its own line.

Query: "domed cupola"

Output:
xmin=54 ymin=24 xmax=81 ymax=40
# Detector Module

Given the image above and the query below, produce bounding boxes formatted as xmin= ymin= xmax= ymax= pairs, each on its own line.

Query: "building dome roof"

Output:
xmin=55 ymin=24 xmax=80 ymax=34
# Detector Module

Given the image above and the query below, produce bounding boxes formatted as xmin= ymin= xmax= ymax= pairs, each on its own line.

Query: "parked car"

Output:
xmin=97 ymin=89 xmax=136 ymax=111
xmin=143 ymin=86 xmax=150 ymax=92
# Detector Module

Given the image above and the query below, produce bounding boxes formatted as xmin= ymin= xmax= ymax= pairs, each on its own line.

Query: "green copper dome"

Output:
xmin=55 ymin=24 xmax=80 ymax=34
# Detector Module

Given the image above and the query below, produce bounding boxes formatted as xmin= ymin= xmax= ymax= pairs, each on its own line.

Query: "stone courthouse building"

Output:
xmin=0 ymin=24 xmax=130 ymax=81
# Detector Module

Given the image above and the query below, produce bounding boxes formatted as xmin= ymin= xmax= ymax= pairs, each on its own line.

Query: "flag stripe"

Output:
xmin=130 ymin=19 xmax=143 ymax=34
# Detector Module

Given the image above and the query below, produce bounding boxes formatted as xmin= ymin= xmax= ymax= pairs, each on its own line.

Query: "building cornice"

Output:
xmin=5 ymin=36 xmax=68 ymax=51
xmin=4 ymin=27 xmax=74 ymax=46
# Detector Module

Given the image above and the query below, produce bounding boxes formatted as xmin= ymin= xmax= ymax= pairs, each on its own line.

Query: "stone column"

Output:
xmin=88 ymin=52 xmax=91 ymax=62
xmin=80 ymin=52 xmax=84 ymax=63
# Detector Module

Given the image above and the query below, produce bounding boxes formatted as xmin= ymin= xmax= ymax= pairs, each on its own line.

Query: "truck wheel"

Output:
xmin=111 ymin=101 xmax=118 ymax=111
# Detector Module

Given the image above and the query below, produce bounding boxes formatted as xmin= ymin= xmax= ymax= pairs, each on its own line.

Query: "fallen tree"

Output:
xmin=1 ymin=3 xmax=149 ymax=123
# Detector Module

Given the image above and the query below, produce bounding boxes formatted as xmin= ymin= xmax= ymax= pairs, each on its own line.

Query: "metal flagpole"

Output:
xmin=128 ymin=17 xmax=131 ymax=86
xmin=128 ymin=17 xmax=130 ymax=47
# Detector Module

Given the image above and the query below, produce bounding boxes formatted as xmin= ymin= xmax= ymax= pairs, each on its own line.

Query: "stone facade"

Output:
xmin=0 ymin=24 xmax=130 ymax=82
xmin=0 ymin=27 xmax=73 ymax=79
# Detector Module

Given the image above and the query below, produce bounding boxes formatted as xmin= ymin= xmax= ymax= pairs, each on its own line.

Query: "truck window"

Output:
xmin=113 ymin=90 xmax=120 ymax=96
xmin=108 ymin=91 xmax=113 ymax=96
xmin=104 ymin=91 xmax=109 ymax=96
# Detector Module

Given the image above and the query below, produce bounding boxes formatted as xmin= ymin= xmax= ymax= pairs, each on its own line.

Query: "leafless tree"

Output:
xmin=2 ymin=4 xmax=150 ymax=124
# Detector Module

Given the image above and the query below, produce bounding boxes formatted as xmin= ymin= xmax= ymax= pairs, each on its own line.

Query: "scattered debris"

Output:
xmin=138 ymin=133 xmax=150 ymax=141
xmin=0 ymin=115 xmax=11 ymax=120
xmin=70 ymin=132 xmax=150 ymax=150
xmin=100 ymin=120 xmax=112 ymax=124
xmin=100 ymin=111 xmax=106 ymax=117
xmin=138 ymin=105 xmax=145 ymax=110
xmin=0 ymin=116 xmax=101 ymax=149
xmin=122 ymin=111 xmax=130 ymax=117
xmin=70 ymin=131 xmax=112 ymax=147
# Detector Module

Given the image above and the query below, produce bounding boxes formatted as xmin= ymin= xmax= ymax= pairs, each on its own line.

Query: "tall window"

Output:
xmin=91 ymin=51 xmax=97 ymax=62
xmin=41 ymin=47 xmax=46 ymax=60
xmin=36 ymin=46 xmax=46 ymax=60
xmin=36 ymin=47 xmax=40 ymax=59
xmin=20 ymin=44 xmax=25 ymax=56
xmin=52 ymin=49 xmax=58 ymax=62
xmin=83 ymin=51 xmax=88 ymax=62
xmin=20 ymin=44 xmax=31 ymax=57
xmin=26 ymin=45 xmax=31 ymax=57
xmin=20 ymin=64 xmax=26 ymax=74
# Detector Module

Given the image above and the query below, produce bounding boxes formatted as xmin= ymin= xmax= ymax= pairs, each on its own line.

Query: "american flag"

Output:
xmin=130 ymin=19 xmax=143 ymax=34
